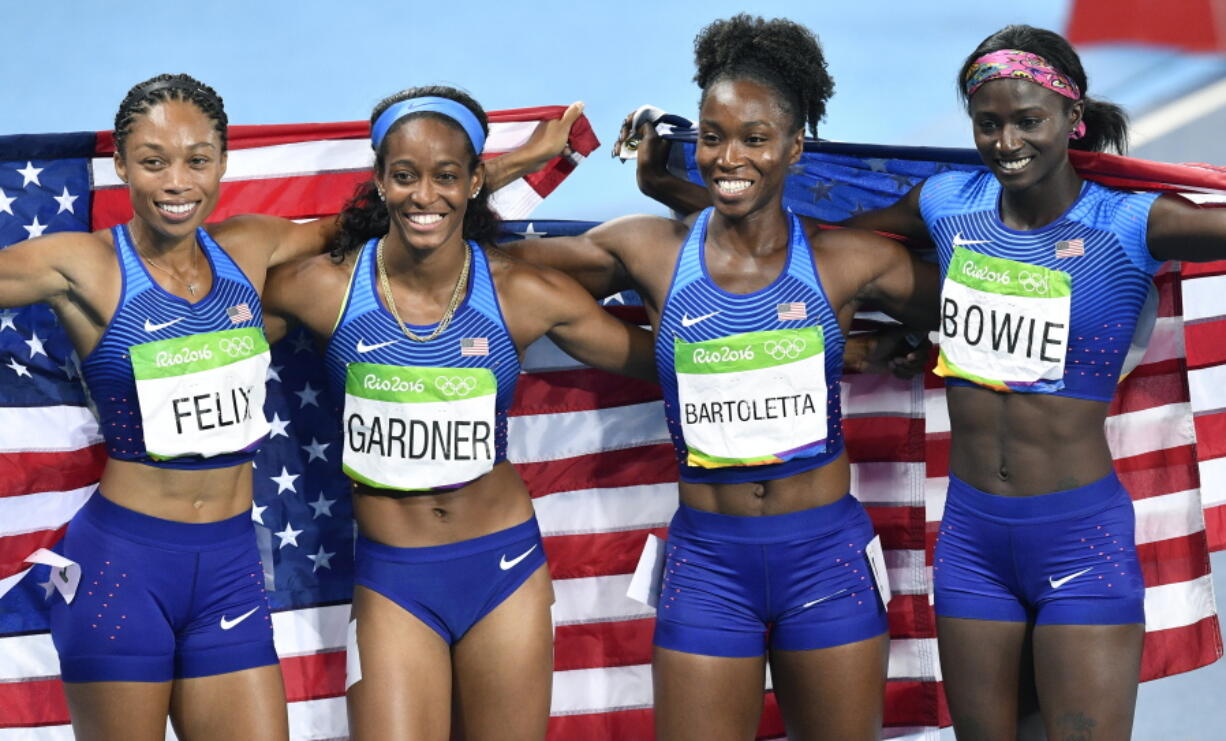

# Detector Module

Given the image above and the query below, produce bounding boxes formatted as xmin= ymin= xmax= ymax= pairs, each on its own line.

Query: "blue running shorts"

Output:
xmin=934 ymin=472 xmax=1145 ymax=625
xmin=50 ymin=493 xmax=278 ymax=683
xmin=653 ymin=494 xmax=889 ymax=658
xmin=354 ymin=517 xmax=546 ymax=644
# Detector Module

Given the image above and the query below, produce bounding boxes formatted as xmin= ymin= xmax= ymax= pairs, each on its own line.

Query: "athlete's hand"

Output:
xmin=518 ymin=101 xmax=585 ymax=173
xmin=845 ymin=327 xmax=931 ymax=379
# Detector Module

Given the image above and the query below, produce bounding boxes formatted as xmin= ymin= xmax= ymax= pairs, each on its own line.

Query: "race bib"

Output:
xmin=674 ymin=327 xmax=827 ymax=468
xmin=130 ymin=328 xmax=270 ymax=460
xmin=342 ymin=363 xmax=497 ymax=490
xmin=936 ymin=247 xmax=1071 ymax=392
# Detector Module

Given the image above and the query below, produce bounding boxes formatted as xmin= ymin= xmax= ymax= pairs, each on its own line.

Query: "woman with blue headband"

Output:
xmin=0 ymin=72 xmax=583 ymax=739
xmin=262 ymin=85 xmax=657 ymax=740
xmin=629 ymin=23 xmax=1226 ymax=741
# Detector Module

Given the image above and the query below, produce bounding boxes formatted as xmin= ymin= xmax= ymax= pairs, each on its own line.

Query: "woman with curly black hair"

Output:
xmin=262 ymin=85 xmax=656 ymax=740
xmin=632 ymin=22 xmax=1226 ymax=741
xmin=507 ymin=15 xmax=939 ymax=739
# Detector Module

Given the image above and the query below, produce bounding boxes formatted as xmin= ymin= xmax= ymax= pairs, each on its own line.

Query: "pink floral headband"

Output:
xmin=964 ymin=49 xmax=1086 ymax=138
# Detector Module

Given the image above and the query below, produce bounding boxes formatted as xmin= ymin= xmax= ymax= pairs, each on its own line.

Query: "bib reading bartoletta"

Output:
xmin=656 ymin=209 xmax=845 ymax=484
xmin=325 ymin=241 xmax=519 ymax=491
xmin=81 ymin=225 xmax=270 ymax=467
xmin=921 ymin=170 xmax=1162 ymax=401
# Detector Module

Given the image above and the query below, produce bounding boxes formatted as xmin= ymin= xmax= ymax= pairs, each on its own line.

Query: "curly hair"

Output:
xmin=693 ymin=14 xmax=835 ymax=137
xmin=958 ymin=25 xmax=1128 ymax=154
xmin=113 ymin=74 xmax=228 ymax=156
xmin=330 ymin=85 xmax=500 ymax=260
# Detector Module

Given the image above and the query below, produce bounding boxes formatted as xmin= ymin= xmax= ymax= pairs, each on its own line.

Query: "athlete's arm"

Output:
xmin=841 ymin=229 xmax=941 ymax=332
xmin=501 ymin=214 xmax=675 ymax=299
xmin=213 ymin=214 xmax=340 ymax=269
xmin=1146 ymin=193 xmax=1226 ymax=262
xmin=501 ymin=259 xmax=656 ymax=382
xmin=843 ymin=183 xmax=930 ymax=245
xmin=262 ymin=253 xmax=351 ymax=343
xmin=484 ymin=102 xmax=588 ymax=193
xmin=0 ymin=232 xmax=83 ymax=308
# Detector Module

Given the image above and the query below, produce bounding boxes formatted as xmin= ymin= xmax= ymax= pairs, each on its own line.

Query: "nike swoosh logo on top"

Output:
xmin=1048 ymin=567 xmax=1093 ymax=589
xmin=499 ymin=544 xmax=538 ymax=571
xmin=144 ymin=317 xmax=184 ymax=333
xmin=356 ymin=339 xmax=400 ymax=353
xmin=219 ymin=606 xmax=260 ymax=630
xmin=951 ymin=232 xmax=990 ymax=248
xmin=680 ymin=311 xmax=720 ymax=327
xmin=802 ymin=588 xmax=848 ymax=608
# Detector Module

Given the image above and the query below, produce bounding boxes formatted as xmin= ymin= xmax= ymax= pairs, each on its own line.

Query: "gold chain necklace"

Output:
xmin=376 ymin=237 xmax=471 ymax=343
xmin=131 ymin=225 xmax=201 ymax=296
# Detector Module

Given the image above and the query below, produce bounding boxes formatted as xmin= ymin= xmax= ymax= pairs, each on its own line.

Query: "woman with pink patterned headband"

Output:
xmin=628 ymin=22 xmax=1226 ymax=741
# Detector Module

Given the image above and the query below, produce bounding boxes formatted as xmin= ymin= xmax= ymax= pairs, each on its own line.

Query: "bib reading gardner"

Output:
xmin=675 ymin=327 xmax=827 ymax=468
xmin=130 ymin=328 xmax=271 ymax=460
xmin=937 ymin=247 xmax=1071 ymax=392
xmin=343 ymin=363 xmax=497 ymax=490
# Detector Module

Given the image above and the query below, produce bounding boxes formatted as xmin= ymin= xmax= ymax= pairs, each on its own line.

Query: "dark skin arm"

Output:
xmin=1146 ymin=192 xmax=1226 ymax=262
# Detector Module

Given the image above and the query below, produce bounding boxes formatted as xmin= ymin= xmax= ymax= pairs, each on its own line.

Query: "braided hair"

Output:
xmin=958 ymin=25 xmax=1129 ymax=154
xmin=693 ymin=14 xmax=835 ymax=137
xmin=331 ymin=85 xmax=499 ymax=260
xmin=113 ymin=74 xmax=228 ymax=156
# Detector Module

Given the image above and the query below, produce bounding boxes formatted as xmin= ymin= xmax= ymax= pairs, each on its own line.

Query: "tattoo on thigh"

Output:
xmin=1057 ymin=711 xmax=1096 ymax=740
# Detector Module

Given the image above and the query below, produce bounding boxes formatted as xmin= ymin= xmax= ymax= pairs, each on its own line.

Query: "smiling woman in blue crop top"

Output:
xmin=261 ymin=85 xmax=656 ymax=741
xmin=506 ymin=15 xmax=940 ymax=741
xmin=0 ymin=75 xmax=579 ymax=741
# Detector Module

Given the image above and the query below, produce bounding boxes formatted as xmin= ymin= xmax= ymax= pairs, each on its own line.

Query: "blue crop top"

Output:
xmin=921 ymin=170 xmax=1162 ymax=402
xmin=80 ymin=225 xmax=267 ymax=469
xmin=655 ymin=209 xmax=846 ymax=484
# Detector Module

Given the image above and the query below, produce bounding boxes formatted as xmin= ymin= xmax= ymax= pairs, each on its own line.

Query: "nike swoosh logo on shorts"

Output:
xmin=680 ymin=311 xmax=720 ymax=327
xmin=219 ymin=606 xmax=260 ymax=630
xmin=802 ymin=588 xmax=848 ymax=608
xmin=951 ymin=232 xmax=990 ymax=248
xmin=499 ymin=544 xmax=538 ymax=571
xmin=144 ymin=317 xmax=184 ymax=333
xmin=356 ymin=339 xmax=400 ymax=353
xmin=1048 ymin=567 xmax=1093 ymax=589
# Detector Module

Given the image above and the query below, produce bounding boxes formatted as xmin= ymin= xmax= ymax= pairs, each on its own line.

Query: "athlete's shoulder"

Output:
xmin=919 ymin=168 xmax=992 ymax=219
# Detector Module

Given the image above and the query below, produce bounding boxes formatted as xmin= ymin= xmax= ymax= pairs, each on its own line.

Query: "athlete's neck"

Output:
xmin=128 ymin=219 xmax=199 ymax=267
xmin=708 ymin=201 xmax=790 ymax=258
xmin=998 ymin=161 xmax=1083 ymax=231
xmin=380 ymin=232 xmax=470 ymax=294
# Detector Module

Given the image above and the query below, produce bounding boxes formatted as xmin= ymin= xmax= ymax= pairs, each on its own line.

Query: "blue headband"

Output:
xmin=370 ymin=97 xmax=486 ymax=154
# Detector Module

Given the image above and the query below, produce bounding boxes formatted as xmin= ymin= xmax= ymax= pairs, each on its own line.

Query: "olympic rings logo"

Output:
xmin=435 ymin=375 xmax=478 ymax=397
xmin=218 ymin=336 xmax=256 ymax=357
xmin=764 ymin=338 xmax=807 ymax=361
xmin=1017 ymin=271 xmax=1049 ymax=294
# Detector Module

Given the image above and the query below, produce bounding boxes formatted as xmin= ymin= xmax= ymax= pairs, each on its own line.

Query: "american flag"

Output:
xmin=775 ymin=301 xmax=808 ymax=321
xmin=1055 ymin=238 xmax=1087 ymax=258
xmin=227 ymin=302 xmax=254 ymax=324
xmin=0 ymin=119 xmax=1222 ymax=741
xmin=460 ymin=336 xmax=490 ymax=356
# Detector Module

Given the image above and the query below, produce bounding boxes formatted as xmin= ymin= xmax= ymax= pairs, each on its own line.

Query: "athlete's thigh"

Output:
xmin=768 ymin=631 xmax=888 ymax=741
xmin=936 ymin=616 xmax=1030 ymax=741
xmin=347 ymin=585 xmax=453 ymax=741
xmin=451 ymin=564 xmax=554 ymax=741
xmin=652 ymin=646 xmax=767 ymax=741
xmin=168 ymin=664 xmax=288 ymax=741
xmin=62 ymin=681 xmax=173 ymax=741
xmin=1031 ymin=622 xmax=1143 ymax=741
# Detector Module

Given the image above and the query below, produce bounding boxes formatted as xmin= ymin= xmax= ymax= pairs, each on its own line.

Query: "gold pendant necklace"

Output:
xmin=377 ymin=237 xmax=471 ymax=343
xmin=132 ymin=226 xmax=201 ymax=295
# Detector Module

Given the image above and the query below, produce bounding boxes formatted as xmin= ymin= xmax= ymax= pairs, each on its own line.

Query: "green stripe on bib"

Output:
xmin=344 ymin=363 xmax=496 ymax=403
xmin=130 ymin=328 xmax=269 ymax=380
xmin=674 ymin=329 xmax=823 ymax=375
xmin=948 ymin=248 xmax=1070 ymax=299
